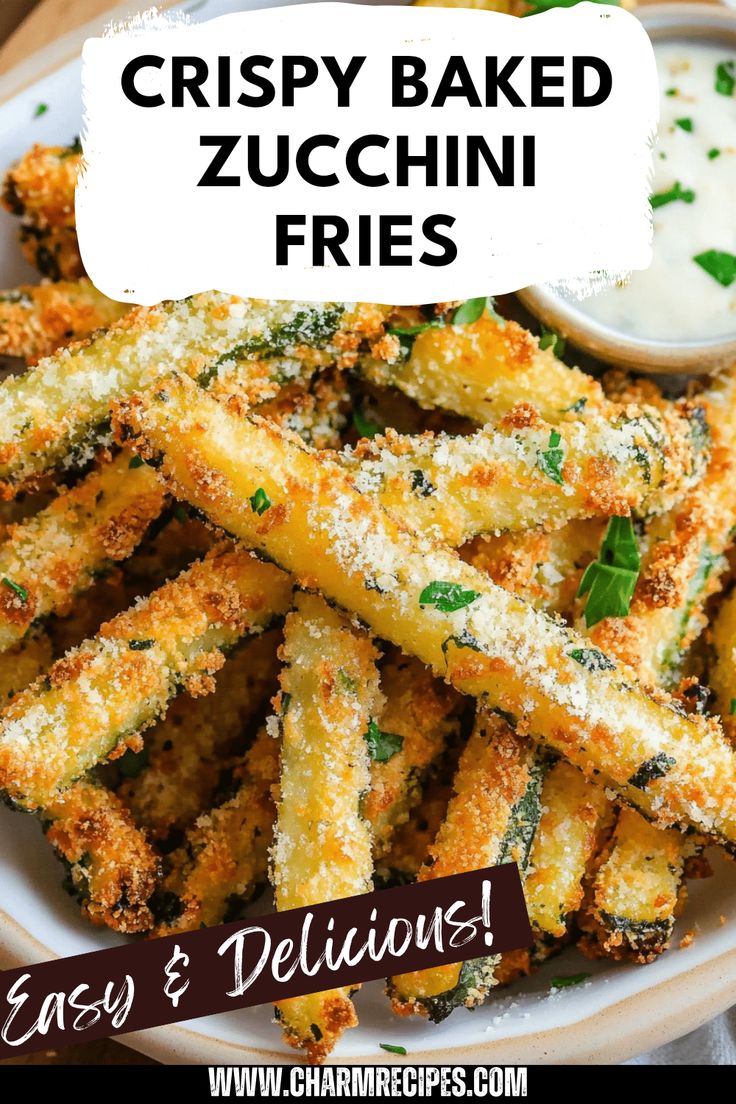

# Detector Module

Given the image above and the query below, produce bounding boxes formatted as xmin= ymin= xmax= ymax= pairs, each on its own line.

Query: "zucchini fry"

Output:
xmin=19 ymin=224 xmax=83 ymax=282
xmin=344 ymin=400 xmax=699 ymax=543
xmin=462 ymin=520 xmax=603 ymax=614
xmin=43 ymin=778 xmax=161 ymax=934
xmin=115 ymin=375 xmax=736 ymax=847
xmin=363 ymin=650 xmax=461 ymax=859
xmin=362 ymin=310 xmax=608 ymax=425
xmin=577 ymin=806 xmax=696 ymax=962
xmin=153 ymin=724 xmax=280 ymax=933
xmin=0 ymin=543 xmax=291 ymax=811
xmin=120 ymin=629 xmax=281 ymax=842
xmin=2 ymin=143 xmax=80 ymax=230
xmin=388 ymin=709 xmax=546 ymax=1020
xmin=711 ymin=588 xmax=736 ymax=741
xmin=524 ymin=761 xmax=612 ymax=939
xmin=0 ymin=279 xmax=126 ymax=364
xmin=0 ymin=449 xmax=165 ymax=653
xmin=0 ymin=294 xmax=384 ymax=496
xmin=272 ymin=592 xmax=381 ymax=1063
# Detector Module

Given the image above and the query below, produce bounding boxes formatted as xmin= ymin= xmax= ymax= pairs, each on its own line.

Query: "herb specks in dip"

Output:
xmin=578 ymin=41 xmax=736 ymax=342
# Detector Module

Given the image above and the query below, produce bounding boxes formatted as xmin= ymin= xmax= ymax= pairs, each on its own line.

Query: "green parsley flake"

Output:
xmin=708 ymin=148 xmax=721 ymax=160
xmin=550 ymin=973 xmax=590 ymax=989
xmin=364 ymin=719 xmax=404 ymax=763
xmin=651 ymin=181 xmax=695 ymax=209
xmin=419 ymin=580 xmax=480 ymax=613
xmin=353 ymin=408 xmax=382 ymax=440
xmin=539 ymin=329 xmax=566 ymax=357
xmin=379 ymin=1043 xmax=407 ymax=1056
xmin=128 ymin=455 xmax=145 ymax=469
xmin=694 ymin=249 xmax=736 ymax=288
xmin=538 ymin=430 xmax=565 ymax=485
xmin=452 ymin=297 xmax=487 ymax=325
xmin=34 ymin=103 xmax=49 ymax=119
xmin=730 ymin=699 xmax=736 ymax=716
xmin=715 ymin=60 xmax=735 ymax=98
xmin=665 ymin=87 xmax=678 ymax=97
xmin=249 ymin=487 xmax=271 ymax=515
xmin=578 ymin=516 xmax=640 ymax=628
xmin=568 ymin=647 xmax=616 ymax=672
xmin=1 ymin=577 xmax=28 ymax=604
xmin=337 ymin=668 xmax=358 ymax=693
xmin=674 ymin=117 xmax=693 ymax=133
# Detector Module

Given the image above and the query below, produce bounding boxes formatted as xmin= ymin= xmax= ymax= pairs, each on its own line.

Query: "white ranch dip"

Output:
xmin=576 ymin=40 xmax=736 ymax=342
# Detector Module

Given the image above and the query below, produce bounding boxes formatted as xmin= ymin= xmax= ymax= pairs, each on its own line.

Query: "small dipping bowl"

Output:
xmin=517 ymin=3 xmax=736 ymax=375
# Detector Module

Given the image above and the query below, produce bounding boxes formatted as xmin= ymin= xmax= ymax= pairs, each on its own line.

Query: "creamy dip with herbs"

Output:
xmin=576 ymin=40 xmax=736 ymax=342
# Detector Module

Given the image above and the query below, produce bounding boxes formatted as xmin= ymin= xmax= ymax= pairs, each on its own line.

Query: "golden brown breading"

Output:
xmin=0 ymin=279 xmax=126 ymax=364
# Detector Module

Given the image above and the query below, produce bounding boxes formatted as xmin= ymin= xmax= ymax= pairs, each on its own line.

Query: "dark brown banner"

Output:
xmin=0 ymin=863 xmax=530 ymax=1059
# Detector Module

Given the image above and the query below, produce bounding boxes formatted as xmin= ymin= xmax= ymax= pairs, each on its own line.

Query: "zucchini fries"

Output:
xmin=272 ymin=592 xmax=381 ymax=1062
xmin=114 ymin=375 xmax=736 ymax=847
xmin=0 ymin=279 xmax=126 ymax=363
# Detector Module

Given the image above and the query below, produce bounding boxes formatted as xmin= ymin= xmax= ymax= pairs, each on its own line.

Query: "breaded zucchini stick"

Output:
xmin=153 ymin=724 xmax=280 ymax=933
xmin=577 ymin=806 xmax=697 ymax=963
xmin=0 ymin=294 xmax=384 ymax=496
xmin=0 ymin=449 xmax=165 ymax=653
xmin=462 ymin=520 xmax=603 ymax=614
xmin=0 ymin=279 xmax=126 ymax=364
xmin=711 ymin=589 xmax=736 ymax=741
xmin=524 ymin=760 xmax=612 ymax=939
xmin=43 ymin=778 xmax=161 ymax=934
xmin=585 ymin=372 xmax=736 ymax=688
xmin=362 ymin=310 xmax=608 ymax=425
xmin=2 ymin=143 xmax=80 ymax=230
xmin=120 ymin=629 xmax=281 ymax=842
xmin=363 ymin=650 xmax=461 ymax=859
xmin=0 ymin=629 xmax=160 ymax=933
xmin=273 ymin=592 xmax=381 ymax=1063
xmin=0 ymin=543 xmax=291 ymax=811
xmin=115 ymin=376 xmax=736 ymax=846
xmin=343 ymin=400 xmax=700 ymax=543
xmin=389 ymin=710 xmax=546 ymax=1020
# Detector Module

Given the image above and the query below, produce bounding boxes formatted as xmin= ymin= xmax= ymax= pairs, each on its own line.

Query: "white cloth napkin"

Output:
xmin=628 ymin=1008 xmax=736 ymax=1064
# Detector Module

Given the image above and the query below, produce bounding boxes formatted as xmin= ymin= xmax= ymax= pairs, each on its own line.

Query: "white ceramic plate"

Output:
xmin=1 ymin=0 xmax=736 ymax=1066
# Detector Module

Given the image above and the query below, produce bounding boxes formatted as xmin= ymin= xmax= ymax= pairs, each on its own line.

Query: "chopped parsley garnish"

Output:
xmin=577 ymin=516 xmax=640 ymax=628
xmin=379 ymin=1043 xmax=407 ymax=1055
xmin=249 ymin=487 xmax=271 ymax=515
xmin=34 ymin=103 xmax=49 ymax=119
xmin=410 ymin=469 xmax=435 ymax=497
xmin=693 ymin=249 xmax=736 ymax=288
xmin=550 ymin=973 xmax=590 ymax=989
xmin=387 ymin=318 xmax=443 ymax=338
xmin=568 ymin=647 xmax=616 ymax=672
xmin=628 ymin=752 xmax=676 ymax=791
xmin=715 ymin=60 xmax=735 ymax=98
xmin=665 ymin=87 xmax=678 ymax=97
xmin=364 ymin=719 xmax=403 ymax=763
xmin=129 ymin=639 xmax=154 ymax=650
xmin=352 ymin=407 xmax=382 ymax=440
xmin=128 ymin=454 xmax=145 ymax=469
xmin=539 ymin=329 xmax=566 ymax=357
xmin=337 ymin=668 xmax=358 ymax=693
xmin=173 ymin=504 xmax=187 ymax=524
xmin=2 ymin=577 xmax=28 ymax=604
xmin=674 ymin=117 xmax=693 ymax=133
xmin=651 ymin=181 xmax=695 ymax=209
xmin=708 ymin=148 xmax=721 ymax=160
xmin=117 ymin=746 xmax=149 ymax=779
xmin=537 ymin=430 xmax=565 ymax=485
xmin=419 ymin=580 xmax=480 ymax=613
xmin=731 ymin=699 xmax=736 ymax=716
